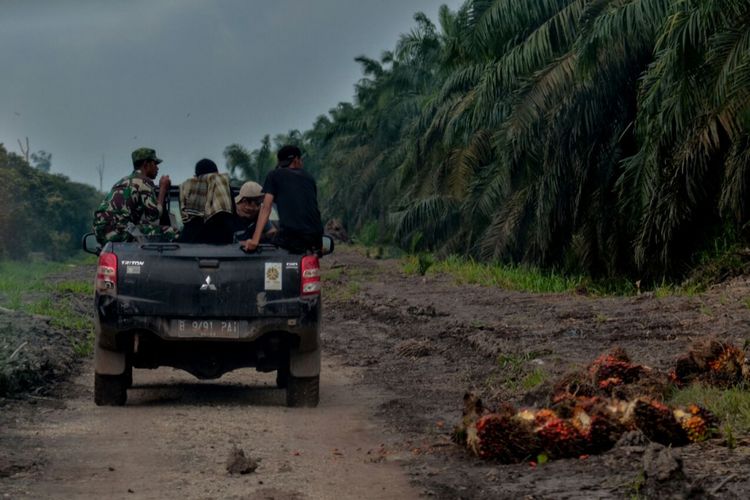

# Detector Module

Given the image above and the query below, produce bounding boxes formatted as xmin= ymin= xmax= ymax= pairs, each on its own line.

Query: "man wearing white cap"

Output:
xmin=234 ymin=181 xmax=276 ymax=242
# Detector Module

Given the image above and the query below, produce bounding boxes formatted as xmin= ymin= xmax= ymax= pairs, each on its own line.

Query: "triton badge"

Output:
xmin=200 ymin=275 xmax=217 ymax=291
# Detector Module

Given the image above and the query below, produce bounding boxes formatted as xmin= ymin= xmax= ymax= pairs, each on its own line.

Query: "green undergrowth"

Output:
xmin=670 ymin=384 xmax=750 ymax=440
xmin=403 ymin=254 xmax=634 ymax=295
xmin=0 ymin=256 xmax=95 ymax=356
xmin=494 ymin=351 xmax=549 ymax=393
xmin=347 ymin=243 xmax=404 ymax=260
xmin=322 ymin=262 xmax=374 ymax=302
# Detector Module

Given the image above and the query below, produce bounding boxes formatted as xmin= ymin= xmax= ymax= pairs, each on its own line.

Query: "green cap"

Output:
xmin=131 ymin=147 xmax=163 ymax=166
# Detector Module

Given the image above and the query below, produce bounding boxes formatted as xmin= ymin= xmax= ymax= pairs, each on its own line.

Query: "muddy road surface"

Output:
xmin=2 ymin=246 xmax=750 ymax=499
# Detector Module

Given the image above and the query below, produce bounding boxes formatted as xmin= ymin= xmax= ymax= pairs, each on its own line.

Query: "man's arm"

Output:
xmin=156 ymin=176 xmax=171 ymax=216
xmin=141 ymin=176 xmax=171 ymax=223
xmin=243 ymin=193 xmax=274 ymax=252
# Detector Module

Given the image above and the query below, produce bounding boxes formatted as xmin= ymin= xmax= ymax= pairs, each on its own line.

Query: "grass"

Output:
xmin=521 ymin=368 xmax=547 ymax=391
xmin=627 ymin=471 xmax=646 ymax=499
xmin=0 ymin=257 xmax=95 ymax=357
xmin=322 ymin=267 xmax=344 ymax=281
xmin=670 ymin=384 xmax=750 ymax=438
xmin=322 ymin=265 xmax=369 ymax=302
xmin=495 ymin=351 xmax=548 ymax=392
xmin=0 ymin=260 xmax=70 ymax=309
xmin=403 ymin=254 xmax=597 ymax=294
xmin=401 ymin=252 xmax=736 ymax=296
xmin=653 ymin=281 xmax=703 ymax=298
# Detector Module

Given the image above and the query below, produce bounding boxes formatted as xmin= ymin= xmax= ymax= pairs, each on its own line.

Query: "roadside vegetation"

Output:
xmin=0 ymin=255 xmax=94 ymax=396
xmin=0 ymin=257 xmax=95 ymax=356
xmin=0 ymin=144 xmax=100 ymax=261
xmin=401 ymin=253 xmax=630 ymax=295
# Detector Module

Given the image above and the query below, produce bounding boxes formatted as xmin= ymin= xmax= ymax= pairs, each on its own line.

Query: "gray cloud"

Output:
xmin=0 ymin=0 xmax=462 ymax=189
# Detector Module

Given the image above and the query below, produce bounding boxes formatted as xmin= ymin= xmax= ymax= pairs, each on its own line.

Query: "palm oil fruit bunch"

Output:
xmin=673 ymin=339 xmax=749 ymax=387
xmin=708 ymin=344 xmax=748 ymax=386
xmin=632 ymin=398 xmax=689 ymax=446
xmin=673 ymin=404 xmax=720 ymax=443
xmin=588 ymin=347 xmax=643 ymax=389
xmin=571 ymin=401 xmax=627 ymax=453
xmin=475 ymin=410 xmax=540 ymax=462
xmin=535 ymin=413 xmax=588 ymax=458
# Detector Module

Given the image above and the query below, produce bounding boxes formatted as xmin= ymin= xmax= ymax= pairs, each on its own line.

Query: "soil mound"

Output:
xmin=0 ymin=308 xmax=79 ymax=397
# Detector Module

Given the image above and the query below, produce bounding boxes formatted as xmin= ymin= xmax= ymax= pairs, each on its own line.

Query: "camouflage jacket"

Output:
xmin=93 ymin=170 xmax=163 ymax=244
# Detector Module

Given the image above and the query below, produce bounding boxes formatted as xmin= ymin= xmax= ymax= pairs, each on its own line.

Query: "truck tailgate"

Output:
xmin=113 ymin=243 xmax=302 ymax=318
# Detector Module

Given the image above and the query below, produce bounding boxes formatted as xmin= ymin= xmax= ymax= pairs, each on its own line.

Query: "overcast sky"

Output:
xmin=1 ymin=0 xmax=462 ymax=190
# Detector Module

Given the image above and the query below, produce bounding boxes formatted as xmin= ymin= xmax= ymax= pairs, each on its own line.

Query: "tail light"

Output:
xmin=301 ymin=255 xmax=321 ymax=295
xmin=96 ymin=252 xmax=118 ymax=295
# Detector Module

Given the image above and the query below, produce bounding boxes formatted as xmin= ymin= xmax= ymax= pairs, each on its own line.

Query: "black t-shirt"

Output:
xmin=262 ymin=167 xmax=323 ymax=235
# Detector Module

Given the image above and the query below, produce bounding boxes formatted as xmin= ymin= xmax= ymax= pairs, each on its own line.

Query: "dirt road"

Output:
xmin=2 ymin=246 xmax=750 ymax=499
xmin=0 ymin=357 xmax=420 ymax=499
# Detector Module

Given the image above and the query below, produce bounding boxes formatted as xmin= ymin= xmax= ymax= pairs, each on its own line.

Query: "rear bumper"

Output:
xmin=95 ymin=294 xmax=321 ymax=353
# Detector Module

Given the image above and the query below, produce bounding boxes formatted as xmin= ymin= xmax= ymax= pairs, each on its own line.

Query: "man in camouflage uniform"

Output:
xmin=93 ymin=147 xmax=178 ymax=244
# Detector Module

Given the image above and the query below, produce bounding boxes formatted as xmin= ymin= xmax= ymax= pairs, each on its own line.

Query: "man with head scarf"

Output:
xmin=178 ymin=158 xmax=234 ymax=244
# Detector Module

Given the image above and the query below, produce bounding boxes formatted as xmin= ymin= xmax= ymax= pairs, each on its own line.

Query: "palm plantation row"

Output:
xmin=226 ymin=0 xmax=750 ymax=280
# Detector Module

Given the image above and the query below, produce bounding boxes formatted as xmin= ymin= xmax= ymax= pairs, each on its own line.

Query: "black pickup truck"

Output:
xmin=83 ymin=186 xmax=332 ymax=407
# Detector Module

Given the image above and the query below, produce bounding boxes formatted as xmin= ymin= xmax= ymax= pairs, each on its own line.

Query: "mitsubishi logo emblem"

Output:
xmin=200 ymin=275 xmax=217 ymax=291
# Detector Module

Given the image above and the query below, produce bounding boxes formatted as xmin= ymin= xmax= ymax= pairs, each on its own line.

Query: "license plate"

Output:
xmin=173 ymin=319 xmax=245 ymax=339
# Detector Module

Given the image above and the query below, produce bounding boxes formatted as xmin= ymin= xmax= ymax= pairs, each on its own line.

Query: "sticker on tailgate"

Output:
xmin=265 ymin=262 xmax=282 ymax=290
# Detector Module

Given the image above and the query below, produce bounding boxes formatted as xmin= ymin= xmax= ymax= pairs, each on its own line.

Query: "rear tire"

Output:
xmin=276 ymin=365 xmax=289 ymax=389
xmin=286 ymin=375 xmax=319 ymax=407
xmin=94 ymin=373 xmax=128 ymax=406
xmin=124 ymin=364 xmax=133 ymax=389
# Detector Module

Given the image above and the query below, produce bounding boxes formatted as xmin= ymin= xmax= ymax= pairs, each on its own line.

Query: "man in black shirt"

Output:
xmin=243 ymin=145 xmax=323 ymax=253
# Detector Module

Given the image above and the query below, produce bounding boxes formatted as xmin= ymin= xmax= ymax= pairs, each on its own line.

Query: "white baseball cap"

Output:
xmin=235 ymin=181 xmax=263 ymax=204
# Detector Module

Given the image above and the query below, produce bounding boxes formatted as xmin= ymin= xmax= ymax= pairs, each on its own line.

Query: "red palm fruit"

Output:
xmin=598 ymin=377 xmax=623 ymax=390
xmin=688 ymin=403 xmax=720 ymax=426
xmin=676 ymin=339 xmax=741 ymax=385
xmin=575 ymin=400 xmax=627 ymax=453
xmin=674 ymin=404 xmax=719 ymax=442
xmin=588 ymin=348 xmax=643 ymax=387
xmin=587 ymin=413 xmax=627 ymax=453
xmin=708 ymin=345 xmax=747 ymax=386
xmin=683 ymin=415 xmax=709 ymax=442
xmin=588 ymin=348 xmax=629 ymax=374
xmin=476 ymin=413 xmax=540 ymax=462
xmin=690 ymin=339 xmax=727 ymax=370
xmin=534 ymin=409 xmax=558 ymax=426
xmin=633 ymin=398 xmax=689 ymax=446
xmin=536 ymin=417 xmax=588 ymax=458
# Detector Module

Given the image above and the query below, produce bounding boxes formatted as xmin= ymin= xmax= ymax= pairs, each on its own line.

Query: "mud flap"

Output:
xmin=289 ymin=347 xmax=320 ymax=378
xmin=95 ymin=344 xmax=126 ymax=375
